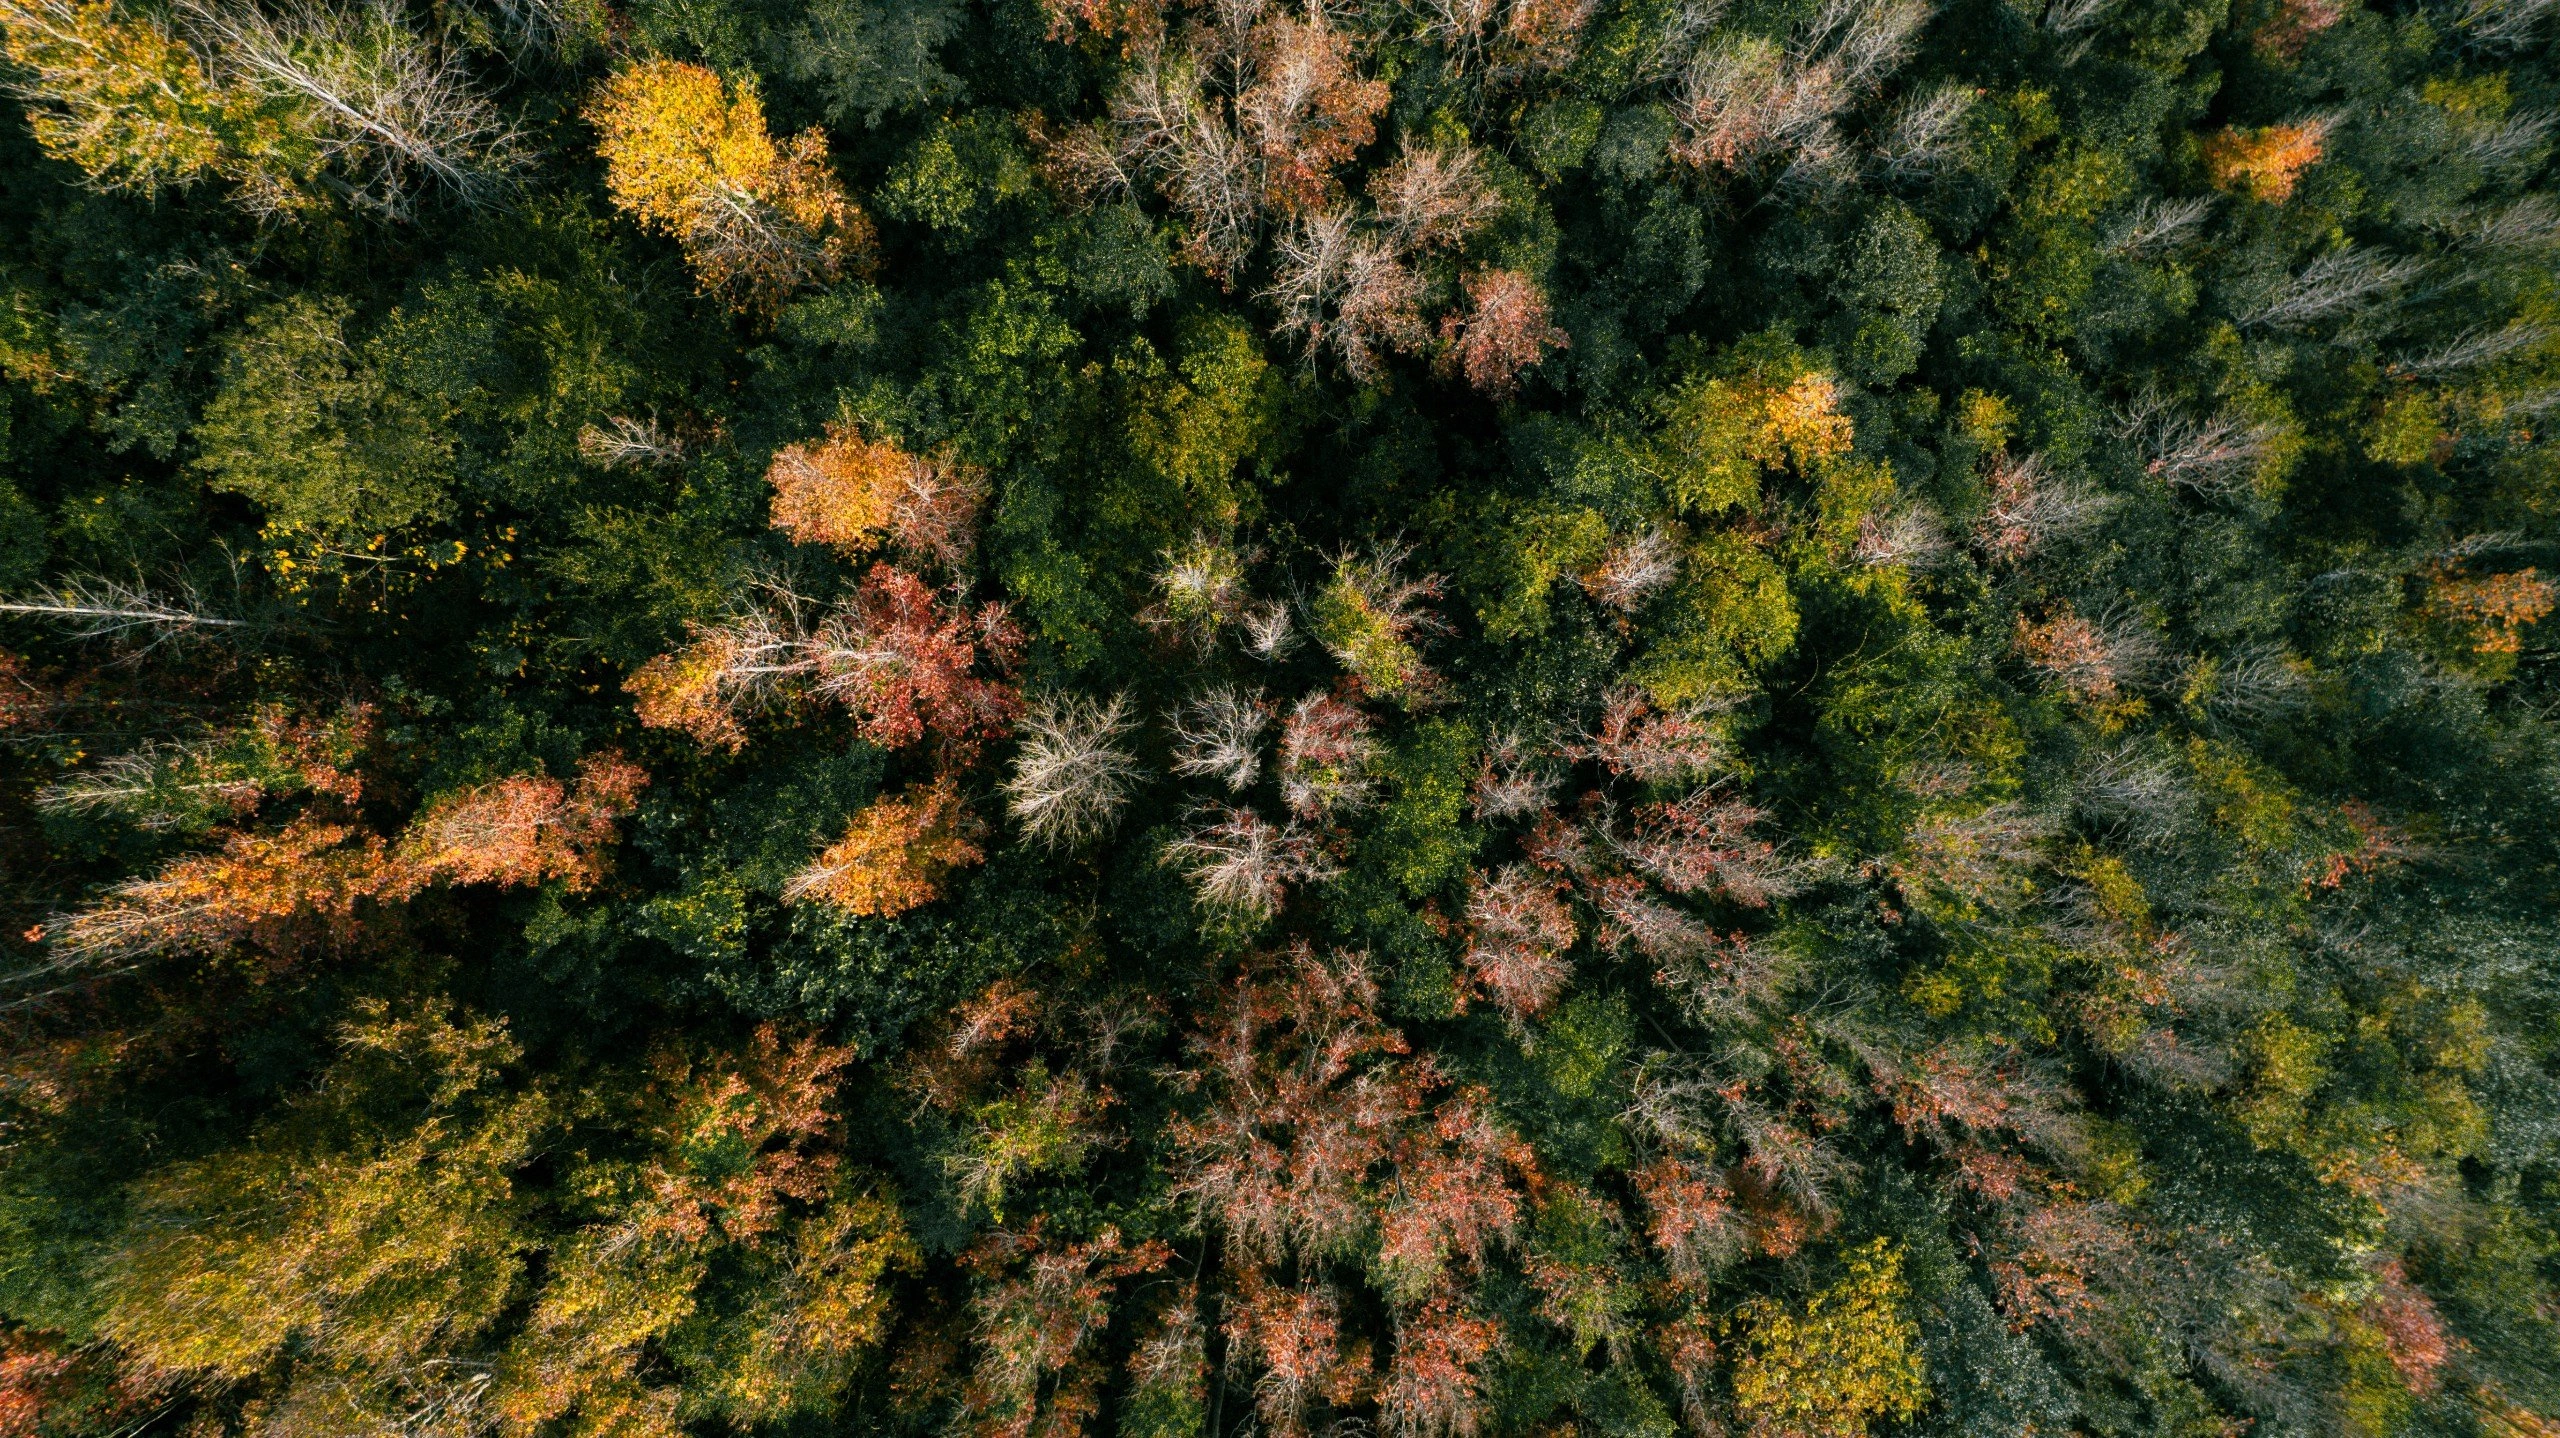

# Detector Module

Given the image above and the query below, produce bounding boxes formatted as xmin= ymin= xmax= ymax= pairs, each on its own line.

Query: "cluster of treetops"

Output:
xmin=0 ymin=0 xmax=2555 ymax=1429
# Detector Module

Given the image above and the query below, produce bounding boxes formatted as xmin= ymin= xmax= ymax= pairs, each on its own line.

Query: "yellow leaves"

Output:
xmin=768 ymin=423 xmax=913 ymax=554
xmin=2184 ymin=737 xmax=2298 ymax=853
xmin=783 ymin=778 xmax=983 ymax=917
xmin=590 ymin=59 xmax=774 ymax=230
xmin=1725 ymin=1239 xmax=1928 ymax=1438
xmin=587 ymin=60 xmax=873 ymax=312
xmin=2202 ymin=119 xmax=2331 ymax=204
xmin=100 ymin=1001 xmax=545 ymax=1382
xmin=1761 ymin=373 xmax=1854 ymax=469
xmin=1657 ymin=357 xmax=1861 ymax=519
xmin=0 ymin=0 xmax=315 ymax=206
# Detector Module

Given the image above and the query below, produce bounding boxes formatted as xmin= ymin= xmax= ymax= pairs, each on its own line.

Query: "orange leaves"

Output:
xmin=784 ymin=777 xmax=983 ymax=918
xmin=2014 ymin=609 xmax=2121 ymax=703
xmin=587 ymin=60 xmax=873 ymax=312
xmin=394 ymin=752 xmax=647 ymax=894
xmin=43 ymin=815 xmax=392 ymax=966
xmin=647 ymin=1025 xmax=856 ymax=1246
xmin=1225 ymin=1274 xmax=1373 ymax=1435
xmin=1439 ymin=268 xmax=1566 ymax=396
xmin=1238 ymin=16 xmax=1390 ymax=217
xmin=769 ymin=424 xmax=907 ymax=553
xmin=2203 ymin=118 xmax=2331 ymax=203
xmin=2423 ymin=560 xmax=2556 ymax=655
xmin=39 ymin=749 xmax=647 ymax=971
xmin=768 ymin=424 xmax=988 ymax=565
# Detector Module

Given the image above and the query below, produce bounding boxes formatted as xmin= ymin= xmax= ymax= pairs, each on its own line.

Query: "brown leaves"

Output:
xmin=1438 ymin=268 xmax=1566 ymax=396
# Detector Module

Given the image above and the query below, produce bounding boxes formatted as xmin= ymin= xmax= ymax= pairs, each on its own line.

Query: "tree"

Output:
xmin=588 ymin=59 xmax=872 ymax=311
xmin=2203 ymin=119 xmax=2331 ymax=203
xmin=393 ymin=752 xmax=647 ymax=893
xmin=1723 ymin=1240 xmax=1928 ymax=1438
xmin=0 ymin=0 xmax=315 ymax=208
xmin=1439 ymin=269 xmax=1566 ymax=396
xmin=1005 ymin=692 xmax=1143 ymax=847
xmin=784 ymin=777 xmax=983 ymax=917
xmin=194 ymin=295 xmax=459 ymax=545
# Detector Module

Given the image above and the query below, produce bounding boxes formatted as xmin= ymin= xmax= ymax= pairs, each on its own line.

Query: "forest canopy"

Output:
xmin=0 ymin=0 xmax=2558 ymax=1430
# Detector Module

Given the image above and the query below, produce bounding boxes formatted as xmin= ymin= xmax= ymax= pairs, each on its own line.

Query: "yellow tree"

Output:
xmin=0 ymin=0 xmax=318 ymax=210
xmin=782 ymin=778 xmax=982 ymax=917
xmin=587 ymin=59 xmax=873 ymax=312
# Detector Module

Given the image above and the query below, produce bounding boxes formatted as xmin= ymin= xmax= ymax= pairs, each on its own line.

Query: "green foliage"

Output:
xmin=3 ymin=0 xmax=2560 ymax=1433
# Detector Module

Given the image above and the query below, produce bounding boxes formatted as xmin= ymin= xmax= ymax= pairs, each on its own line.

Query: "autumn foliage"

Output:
xmin=587 ymin=60 xmax=872 ymax=310
xmin=2203 ymin=119 xmax=2331 ymax=203
xmin=783 ymin=778 xmax=983 ymax=917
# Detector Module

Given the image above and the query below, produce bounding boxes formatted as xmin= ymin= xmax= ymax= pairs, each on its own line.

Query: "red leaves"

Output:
xmin=1380 ymin=1292 xmax=1503 ymax=1438
xmin=959 ymin=1224 xmax=1172 ymax=1438
xmin=1225 ymin=1273 xmax=1372 ymax=1436
xmin=2362 ymin=1260 xmax=2450 ymax=1395
xmin=634 ymin=564 xmax=1021 ymax=759
xmin=1576 ymin=688 xmax=1724 ymax=783
xmin=1633 ymin=1154 xmax=1742 ymax=1283
xmin=813 ymin=565 xmax=1024 ymax=754
xmin=1439 ymin=268 xmax=1566 ymax=396
xmin=1460 ymin=865 xmax=1575 ymax=1020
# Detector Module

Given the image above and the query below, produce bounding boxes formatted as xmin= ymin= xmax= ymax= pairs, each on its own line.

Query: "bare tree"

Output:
xmin=1165 ymin=806 xmax=1336 ymax=916
xmin=178 ymin=0 xmax=529 ymax=216
xmin=0 ymin=575 xmax=245 ymax=648
xmin=2204 ymin=643 xmax=2312 ymax=722
xmin=1368 ymin=137 xmax=1502 ymax=254
xmin=1007 ymin=693 xmax=1145 ymax=847
xmin=2456 ymin=194 xmax=2560 ymax=250
xmin=2459 ymin=110 xmax=2552 ymax=171
xmin=1469 ymin=730 xmax=1558 ymax=821
xmin=2397 ymin=321 xmax=2549 ymax=377
xmin=1240 ymin=599 xmax=1298 ymax=661
xmin=2243 ymin=246 xmax=2426 ymax=330
xmin=1974 ymin=452 xmax=2115 ymax=562
xmin=2116 ymin=393 xmax=2277 ymax=498
xmin=577 ymin=415 xmax=688 ymax=470
xmin=2040 ymin=0 xmax=2115 ymax=32
xmin=1813 ymin=0 xmax=1928 ymax=92
xmin=2073 ymin=741 xmax=2192 ymax=844
xmin=2454 ymin=0 xmax=2560 ymax=50
xmin=1580 ymin=529 xmax=1681 ymax=611
xmin=2102 ymin=194 xmax=2214 ymax=257
xmin=1874 ymin=82 xmax=1973 ymax=177
xmin=1853 ymin=502 xmax=1951 ymax=568
xmin=1171 ymin=687 xmax=1271 ymax=791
